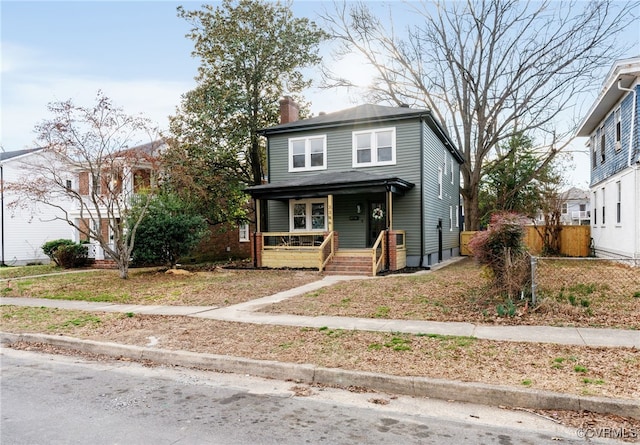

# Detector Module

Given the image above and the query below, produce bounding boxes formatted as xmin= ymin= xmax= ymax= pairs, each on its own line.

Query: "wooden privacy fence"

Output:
xmin=461 ymin=225 xmax=591 ymax=257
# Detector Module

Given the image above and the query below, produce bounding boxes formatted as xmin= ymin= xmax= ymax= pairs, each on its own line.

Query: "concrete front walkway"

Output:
xmin=2 ymin=275 xmax=638 ymax=348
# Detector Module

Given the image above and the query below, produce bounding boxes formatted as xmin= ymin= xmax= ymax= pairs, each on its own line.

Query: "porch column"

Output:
xmin=386 ymin=190 xmax=393 ymax=230
xmin=255 ymin=199 xmax=261 ymax=233
xmin=328 ymin=194 xmax=334 ymax=231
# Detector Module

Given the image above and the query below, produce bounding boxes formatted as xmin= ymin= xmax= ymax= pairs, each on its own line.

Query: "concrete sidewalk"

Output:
xmin=1 ymin=274 xmax=638 ymax=348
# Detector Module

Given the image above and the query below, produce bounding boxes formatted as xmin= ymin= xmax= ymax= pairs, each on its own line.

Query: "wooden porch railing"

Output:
xmin=318 ymin=231 xmax=335 ymax=272
xmin=372 ymin=230 xmax=386 ymax=276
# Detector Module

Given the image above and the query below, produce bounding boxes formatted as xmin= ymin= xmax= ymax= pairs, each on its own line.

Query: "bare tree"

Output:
xmin=323 ymin=0 xmax=636 ymax=230
xmin=7 ymin=92 xmax=161 ymax=279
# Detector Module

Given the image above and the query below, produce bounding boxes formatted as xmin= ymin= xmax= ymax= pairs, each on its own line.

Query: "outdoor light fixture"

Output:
xmin=356 ymin=203 xmax=362 ymax=214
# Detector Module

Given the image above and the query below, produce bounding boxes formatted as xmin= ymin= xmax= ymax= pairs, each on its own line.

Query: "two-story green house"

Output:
xmin=245 ymin=97 xmax=464 ymax=275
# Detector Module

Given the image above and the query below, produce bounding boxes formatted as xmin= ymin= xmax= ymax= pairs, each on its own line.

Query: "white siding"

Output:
xmin=2 ymin=153 xmax=74 ymax=265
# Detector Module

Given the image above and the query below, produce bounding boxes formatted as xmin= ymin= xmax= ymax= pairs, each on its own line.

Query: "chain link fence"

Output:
xmin=531 ymin=257 xmax=640 ymax=306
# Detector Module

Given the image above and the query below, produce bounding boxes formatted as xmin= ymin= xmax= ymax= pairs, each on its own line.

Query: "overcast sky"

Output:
xmin=2 ymin=1 xmax=638 ymax=188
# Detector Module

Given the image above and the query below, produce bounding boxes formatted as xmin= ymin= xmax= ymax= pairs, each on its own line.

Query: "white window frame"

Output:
xmin=289 ymin=198 xmax=328 ymax=232
xmin=443 ymin=148 xmax=447 ymax=175
xmin=616 ymin=181 xmax=621 ymax=225
xmin=438 ymin=167 xmax=443 ymax=199
xmin=601 ymin=186 xmax=606 ymax=225
xmin=239 ymin=223 xmax=250 ymax=242
xmin=450 ymin=159 xmax=454 ymax=184
xmin=288 ymin=135 xmax=327 ymax=172
xmin=455 ymin=205 xmax=459 ymax=228
xmin=352 ymin=127 xmax=396 ymax=167
xmin=615 ymin=108 xmax=622 ymax=151
xmin=449 ymin=206 xmax=453 ymax=231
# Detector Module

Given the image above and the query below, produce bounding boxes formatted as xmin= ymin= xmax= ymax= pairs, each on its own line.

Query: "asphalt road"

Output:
xmin=0 ymin=348 xmax=609 ymax=445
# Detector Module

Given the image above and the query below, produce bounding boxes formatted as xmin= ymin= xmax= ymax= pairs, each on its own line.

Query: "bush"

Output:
xmin=42 ymin=239 xmax=76 ymax=266
xmin=130 ymin=193 xmax=208 ymax=267
xmin=42 ymin=239 xmax=88 ymax=268
xmin=468 ymin=212 xmax=531 ymax=300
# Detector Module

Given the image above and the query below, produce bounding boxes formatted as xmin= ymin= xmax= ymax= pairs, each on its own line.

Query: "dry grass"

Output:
xmin=1 ymin=267 xmax=319 ymax=307
xmin=265 ymin=258 xmax=640 ymax=329
xmin=2 ymin=306 xmax=639 ymax=402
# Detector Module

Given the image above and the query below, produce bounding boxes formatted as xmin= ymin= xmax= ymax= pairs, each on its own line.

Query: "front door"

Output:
xmin=368 ymin=202 xmax=386 ymax=247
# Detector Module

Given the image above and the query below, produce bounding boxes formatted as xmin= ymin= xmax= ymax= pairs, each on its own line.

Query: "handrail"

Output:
xmin=262 ymin=231 xmax=324 ymax=249
xmin=371 ymin=230 xmax=386 ymax=276
xmin=318 ymin=231 xmax=335 ymax=272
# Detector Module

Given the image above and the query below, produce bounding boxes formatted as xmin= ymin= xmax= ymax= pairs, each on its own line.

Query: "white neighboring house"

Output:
xmin=576 ymin=56 xmax=640 ymax=260
xmin=1 ymin=148 xmax=75 ymax=265
xmin=559 ymin=187 xmax=590 ymax=226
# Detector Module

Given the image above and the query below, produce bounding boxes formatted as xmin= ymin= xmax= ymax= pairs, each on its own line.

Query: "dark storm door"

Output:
xmin=368 ymin=202 xmax=386 ymax=247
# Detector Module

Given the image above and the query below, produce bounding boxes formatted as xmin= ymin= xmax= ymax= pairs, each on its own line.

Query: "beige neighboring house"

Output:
xmin=1 ymin=148 xmax=75 ymax=265
xmin=559 ymin=187 xmax=590 ymax=226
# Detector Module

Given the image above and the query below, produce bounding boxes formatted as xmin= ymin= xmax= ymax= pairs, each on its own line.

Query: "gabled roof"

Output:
xmin=561 ymin=187 xmax=589 ymax=201
xmin=576 ymin=56 xmax=640 ymax=137
xmin=261 ymin=103 xmax=464 ymax=163
xmin=245 ymin=170 xmax=414 ymax=200
xmin=0 ymin=148 xmax=42 ymax=162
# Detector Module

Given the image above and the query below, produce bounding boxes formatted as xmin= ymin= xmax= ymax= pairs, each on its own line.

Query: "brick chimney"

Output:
xmin=279 ymin=96 xmax=299 ymax=124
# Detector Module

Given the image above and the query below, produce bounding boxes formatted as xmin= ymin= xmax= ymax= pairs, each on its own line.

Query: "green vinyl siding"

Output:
xmin=263 ymin=114 xmax=460 ymax=265
xmin=421 ymin=121 xmax=460 ymax=264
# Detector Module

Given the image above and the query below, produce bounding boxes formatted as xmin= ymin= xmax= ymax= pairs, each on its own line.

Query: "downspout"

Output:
xmin=617 ymin=80 xmax=639 ymax=259
xmin=419 ymin=118 xmax=425 ymax=268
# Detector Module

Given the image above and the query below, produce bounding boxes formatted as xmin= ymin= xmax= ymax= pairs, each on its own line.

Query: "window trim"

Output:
xmin=239 ymin=223 xmax=250 ymax=242
xmin=599 ymin=125 xmax=605 ymax=164
xmin=438 ymin=167 xmax=443 ymax=199
xmin=289 ymin=198 xmax=328 ymax=232
xmin=615 ymin=108 xmax=622 ymax=152
xmin=288 ymin=134 xmax=327 ymax=172
xmin=601 ymin=186 xmax=606 ymax=225
xmin=616 ymin=181 xmax=621 ymax=225
xmin=352 ymin=127 xmax=396 ymax=168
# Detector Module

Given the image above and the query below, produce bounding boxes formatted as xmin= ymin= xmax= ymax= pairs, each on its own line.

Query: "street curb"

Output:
xmin=2 ymin=332 xmax=638 ymax=419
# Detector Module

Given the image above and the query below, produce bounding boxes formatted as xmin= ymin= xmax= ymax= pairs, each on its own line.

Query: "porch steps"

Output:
xmin=323 ymin=251 xmax=374 ymax=276
xmin=91 ymin=259 xmax=117 ymax=269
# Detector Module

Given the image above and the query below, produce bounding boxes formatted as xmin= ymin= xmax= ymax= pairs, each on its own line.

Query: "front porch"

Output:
xmin=252 ymin=230 xmax=406 ymax=276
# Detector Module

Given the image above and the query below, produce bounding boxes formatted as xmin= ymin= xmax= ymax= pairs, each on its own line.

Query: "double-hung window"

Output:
xmin=239 ymin=223 xmax=250 ymax=242
xmin=352 ymin=127 xmax=396 ymax=167
xmin=290 ymin=199 xmax=327 ymax=231
xmin=615 ymin=108 xmax=622 ymax=152
xmin=616 ymin=181 xmax=621 ymax=224
xmin=289 ymin=135 xmax=327 ymax=172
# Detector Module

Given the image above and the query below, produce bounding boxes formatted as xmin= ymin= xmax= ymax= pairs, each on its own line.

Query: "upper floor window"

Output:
xmin=590 ymin=137 xmax=596 ymax=169
xmin=290 ymin=198 xmax=327 ymax=231
xmin=289 ymin=135 xmax=326 ymax=172
xmin=352 ymin=127 xmax=396 ymax=167
xmin=599 ymin=125 xmax=605 ymax=164
xmin=450 ymin=159 xmax=454 ymax=184
xmin=615 ymin=108 xmax=621 ymax=151
xmin=438 ymin=167 xmax=443 ymax=199
xmin=561 ymin=203 xmax=568 ymax=214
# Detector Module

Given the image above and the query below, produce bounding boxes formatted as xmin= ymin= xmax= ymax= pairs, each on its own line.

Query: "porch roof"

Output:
xmin=245 ymin=170 xmax=415 ymax=200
